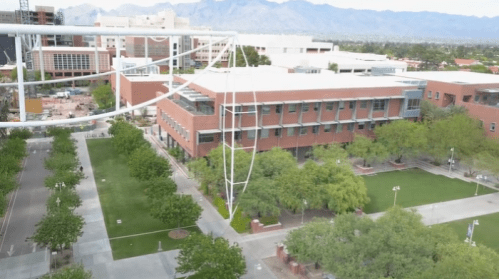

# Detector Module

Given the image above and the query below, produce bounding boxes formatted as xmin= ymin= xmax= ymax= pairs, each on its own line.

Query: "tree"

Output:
xmin=0 ymin=172 xmax=17 ymax=195
xmin=31 ymin=210 xmax=85 ymax=251
xmin=328 ymin=62 xmax=338 ymax=73
xmin=475 ymin=151 xmax=499 ymax=180
xmin=420 ymin=100 xmax=467 ymax=123
xmin=150 ymin=194 xmax=202 ymax=230
xmin=44 ymin=152 xmax=79 ymax=172
xmin=128 ymin=146 xmax=172 ymax=180
xmin=259 ymin=55 xmax=271 ymax=65
xmin=346 ymin=134 xmax=388 ymax=167
xmin=238 ymin=178 xmax=280 ymax=217
xmin=34 ymin=70 xmax=52 ymax=82
xmin=110 ymin=122 xmax=147 ymax=155
xmin=91 ymin=84 xmax=115 ymax=109
xmin=470 ymin=64 xmax=493 ymax=74
xmin=229 ymin=46 xmax=270 ymax=67
xmin=255 ymin=147 xmax=296 ymax=179
xmin=10 ymin=67 xmax=27 ymax=82
xmin=40 ymin=264 xmax=92 ymax=279
xmin=0 ymin=100 xmax=9 ymax=139
xmin=143 ymin=176 xmax=177 ymax=202
xmin=46 ymin=189 xmax=82 ymax=213
xmin=176 ymin=233 xmax=246 ymax=279
xmin=44 ymin=170 xmax=84 ymax=190
xmin=312 ymin=143 xmax=349 ymax=163
xmin=1 ymin=137 xmax=27 ymax=160
xmin=375 ymin=120 xmax=427 ymax=163
xmin=8 ymin=128 xmax=32 ymax=140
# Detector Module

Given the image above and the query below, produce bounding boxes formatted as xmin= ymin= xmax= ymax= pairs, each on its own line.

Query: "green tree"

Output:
xmin=91 ymin=84 xmax=115 ymax=109
xmin=44 ymin=170 xmax=84 ymax=190
xmin=475 ymin=151 xmax=499 ymax=180
xmin=420 ymin=100 xmax=467 ymax=123
xmin=0 ymin=172 xmax=18 ymax=195
xmin=40 ymin=264 xmax=92 ymax=279
xmin=34 ymin=70 xmax=52 ymax=82
xmin=259 ymin=55 xmax=271 ymax=65
xmin=46 ymin=189 xmax=82 ymax=213
xmin=44 ymin=152 xmax=79 ymax=172
xmin=31 ymin=210 xmax=85 ymax=251
xmin=143 ymin=176 xmax=177 ymax=202
xmin=0 ymin=153 xmax=22 ymax=175
xmin=238 ymin=178 xmax=280 ymax=218
xmin=346 ymin=134 xmax=388 ymax=167
xmin=255 ymin=147 xmax=296 ymax=179
xmin=312 ymin=143 xmax=349 ymax=163
xmin=8 ymin=128 xmax=33 ymax=140
xmin=328 ymin=62 xmax=338 ymax=73
xmin=375 ymin=120 xmax=427 ymax=163
xmin=229 ymin=46 xmax=269 ymax=67
xmin=110 ymin=122 xmax=147 ymax=155
xmin=176 ymin=233 xmax=246 ymax=279
xmin=0 ymin=100 xmax=9 ymax=139
xmin=2 ymin=137 xmax=27 ymax=160
xmin=10 ymin=67 xmax=27 ymax=82
xmin=470 ymin=64 xmax=493 ymax=74
xmin=150 ymin=194 xmax=202 ymax=230
xmin=128 ymin=146 xmax=171 ymax=180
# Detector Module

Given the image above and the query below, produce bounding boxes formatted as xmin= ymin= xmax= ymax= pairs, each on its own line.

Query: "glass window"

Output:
xmin=370 ymin=122 xmax=376 ymax=130
xmin=349 ymin=101 xmax=356 ymax=110
xmin=336 ymin=123 xmax=343 ymax=133
xmin=475 ymin=95 xmax=480 ymax=102
xmin=275 ymin=105 xmax=282 ymax=114
xmin=314 ymin=102 xmax=321 ymax=111
xmin=235 ymin=106 xmax=242 ymax=113
xmin=300 ymin=127 xmax=308 ymax=135
xmin=358 ymin=123 xmax=365 ymax=130
xmin=234 ymin=131 xmax=241 ymax=140
xmin=324 ymin=124 xmax=332 ymax=133
xmin=247 ymin=130 xmax=256 ymax=139
xmin=248 ymin=106 xmax=256 ymax=115
xmin=326 ymin=102 xmax=334 ymax=111
xmin=275 ymin=128 xmax=282 ymax=137
xmin=260 ymin=129 xmax=269 ymax=138
xmin=491 ymin=123 xmax=496 ymax=132
xmin=373 ymin=100 xmax=386 ymax=111
xmin=338 ymin=101 xmax=345 ymax=110
xmin=347 ymin=123 xmax=355 ymax=131
xmin=199 ymin=134 xmax=214 ymax=143
xmin=287 ymin=127 xmax=295 ymax=136
xmin=435 ymin=92 xmax=440 ymax=99
xmin=407 ymin=99 xmax=421 ymax=110
xmin=302 ymin=103 xmax=309 ymax=112
xmin=427 ymin=91 xmax=432 ymax=99
xmin=312 ymin=126 xmax=319 ymax=134
xmin=289 ymin=104 xmax=296 ymax=113
xmin=262 ymin=105 xmax=270 ymax=115
xmin=360 ymin=101 xmax=367 ymax=109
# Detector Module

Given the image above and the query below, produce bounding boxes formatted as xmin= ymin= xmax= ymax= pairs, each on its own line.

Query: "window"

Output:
xmin=326 ymin=102 xmax=334 ymax=111
xmin=491 ymin=123 xmax=496 ymax=132
xmin=262 ymin=105 xmax=270 ymax=115
xmin=407 ymin=99 xmax=421 ymax=110
xmin=475 ymin=95 xmax=480 ymax=103
xmin=302 ymin=103 xmax=309 ymax=112
xmin=370 ymin=122 xmax=376 ymax=130
xmin=312 ymin=126 xmax=319 ymax=134
xmin=275 ymin=128 xmax=282 ymax=137
xmin=234 ymin=131 xmax=242 ymax=140
xmin=338 ymin=101 xmax=345 ymax=110
xmin=373 ymin=100 xmax=386 ymax=111
xmin=360 ymin=100 xmax=367 ymax=109
xmin=300 ymin=127 xmax=308 ymax=135
xmin=336 ymin=123 xmax=343 ymax=133
xmin=260 ymin=129 xmax=269 ymax=138
xmin=358 ymin=123 xmax=365 ymax=130
xmin=324 ymin=124 xmax=332 ymax=133
xmin=289 ymin=104 xmax=297 ymax=113
xmin=314 ymin=102 xmax=321 ymax=111
xmin=235 ymin=106 xmax=242 ymax=113
xmin=483 ymin=95 xmax=488 ymax=102
xmin=435 ymin=92 xmax=440 ymax=99
xmin=347 ymin=123 xmax=355 ymax=131
xmin=276 ymin=105 xmax=282 ymax=114
xmin=248 ymin=106 xmax=256 ymax=115
xmin=247 ymin=130 xmax=256 ymax=139
xmin=199 ymin=134 xmax=214 ymax=143
xmin=462 ymin=95 xmax=472 ymax=102
xmin=349 ymin=101 xmax=356 ymax=110
xmin=427 ymin=91 xmax=432 ymax=99
xmin=287 ymin=127 xmax=295 ymax=136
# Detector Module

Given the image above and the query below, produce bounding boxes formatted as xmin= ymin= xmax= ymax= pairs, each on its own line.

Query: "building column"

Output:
xmin=115 ymin=35 xmax=121 ymax=111
xmin=384 ymin=99 xmax=390 ymax=118
xmin=37 ymin=35 xmax=45 ymax=81
xmin=94 ymin=36 xmax=100 ymax=74
xmin=15 ymin=36 xmax=26 ymax=122
xmin=335 ymin=102 xmax=341 ymax=121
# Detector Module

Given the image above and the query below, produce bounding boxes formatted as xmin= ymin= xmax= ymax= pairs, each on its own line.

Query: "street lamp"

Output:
xmin=392 ymin=186 xmax=400 ymax=206
xmin=301 ymin=200 xmax=307 ymax=225
xmin=56 ymin=197 xmax=61 ymax=207
xmin=464 ymin=219 xmax=479 ymax=247
xmin=448 ymin=148 xmax=455 ymax=173
xmin=475 ymin=175 xmax=487 ymax=196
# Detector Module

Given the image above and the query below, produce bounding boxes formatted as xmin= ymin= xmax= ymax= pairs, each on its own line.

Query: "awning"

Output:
xmin=338 ymin=119 xmax=356 ymax=124
xmin=282 ymin=123 xmax=302 ymax=128
xmin=322 ymin=98 xmax=341 ymax=102
xmin=303 ymin=99 xmax=322 ymax=103
xmin=283 ymin=100 xmax=303 ymax=104
xmin=240 ymin=102 xmax=262 ymax=106
xmin=240 ymin=126 xmax=262 ymax=131
xmin=261 ymin=125 xmax=282 ymax=129
xmin=357 ymin=97 xmax=372 ymax=101
xmin=371 ymin=117 xmax=388 ymax=122
xmin=198 ymin=129 xmax=221 ymax=134
xmin=388 ymin=116 xmax=404 ymax=120
xmin=340 ymin=98 xmax=356 ymax=101
xmin=221 ymin=127 xmax=241 ymax=132
xmin=321 ymin=120 xmax=338 ymax=125
xmin=390 ymin=96 xmax=406 ymax=99
xmin=221 ymin=103 xmax=242 ymax=107
xmin=301 ymin=122 xmax=320 ymax=127
xmin=261 ymin=101 xmax=284 ymax=105
xmin=356 ymin=118 xmax=371 ymax=123
xmin=476 ymin=88 xmax=499 ymax=94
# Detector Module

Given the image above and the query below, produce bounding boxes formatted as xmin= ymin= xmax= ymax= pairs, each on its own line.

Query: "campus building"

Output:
xmin=155 ymin=71 xmax=425 ymax=160
xmin=393 ymin=71 xmax=499 ymax=138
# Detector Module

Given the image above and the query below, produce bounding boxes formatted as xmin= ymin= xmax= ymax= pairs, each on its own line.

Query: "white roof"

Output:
xmin=392 ymin=71 xmax=499 ymax=85
xmin=177 ymin=73 xmax=418 ymax=93
xmin=124 ymin=74 xmax=172 ymax=82
xmin=40 ymin=47 xmax=108 ymax=52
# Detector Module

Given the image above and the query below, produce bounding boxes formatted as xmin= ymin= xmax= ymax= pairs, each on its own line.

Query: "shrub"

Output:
xmin=9 ymin=128 xmax=32 ymax=139
xmin=259 ymin=215 xmax=279 ymax=226
xmin=46 ymin=127 xmax=72 ymax=138
xmin=230 ymin=209 xmax=252 ymax=233
xmin=168 ymin=146 xmax=183 ymax=161
xmin=0 ymin=192 xmax=6 ymax=216
xmin=0 ymin=172 xmax=18 ymax=195
xmin=44 ymin=153 xmax=79 ymax=172
xmin=214 ymin=196 xmax=230 ymax=219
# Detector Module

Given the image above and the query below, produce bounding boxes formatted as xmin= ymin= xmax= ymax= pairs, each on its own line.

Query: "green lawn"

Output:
xmin=440 ymin=212 xmax=499 ymax=253
xmin=363 ymin=168 xmax=497 ymax=213
xmin=87 ymin=138 xmax=201 ymax=259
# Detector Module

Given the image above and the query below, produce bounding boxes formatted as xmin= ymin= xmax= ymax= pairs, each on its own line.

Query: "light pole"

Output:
xmin=448 ymin=148 xmax=455 ymax=173
xmin=475 ymin=175 xmax=487 ymax=196
xmin=392 ymin=186 xmax=400 ymax=206
xmin=464 ymin=219 xmax=479 ymax=247
xmin=56 ymin=197 xmax=61 ymax=207
xmin=301 ymin=200 xmax=307 ymax=225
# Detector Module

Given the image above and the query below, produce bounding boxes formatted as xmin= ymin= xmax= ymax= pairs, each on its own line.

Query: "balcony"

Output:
xmin=171 ymin=97 xmax=214 ymax=116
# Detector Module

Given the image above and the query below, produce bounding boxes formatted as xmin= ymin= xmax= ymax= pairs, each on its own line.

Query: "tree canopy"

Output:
xmin=347 ymin=134 xmax=388 ymax=167
xmin=150 ymin=194 xmax=202 ymax=229
xmin=31 ymin=210 xmax=85 ymax=251
xmin=375 ymin=120 xmax=427 ymax=163
xmin=128 ymin=146 xmax=172 ymax=180
xmin=40 ymin=264 xmax=92 ymax=279
xmin=229 ymin=46 xmax=271 ymax=67
xmin=91 ymin=84 xmax=115 ymax=109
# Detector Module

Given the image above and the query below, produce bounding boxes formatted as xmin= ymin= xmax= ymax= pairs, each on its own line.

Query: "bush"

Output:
xmin=214 ymin=196 xmax=230 ymax=219
xmin=2 ymin=138 xmax=28 ymax=160
xmin=51 ymin=137 xmax=77 ymax=156
xmin=0 ymin=172 xmax=18 ymax=195
xmin=9 ymin=128 xmax=32 ymax=139
xmin=168 ymin=146 xmax=183 ymax=161
xmin=0 ymin=154 xmax=22 ymax=175
xmin=259 ymin=215 xmax=279 ymax=226
xmin=46 ymin=127 xmax=72 ymax=138
xmin=44 ymin=153 xmax=79 ymax=172
xmin=230 ymin=209 xmax=251 ymax=233
xmin=0 ymin=192 xmax=6 ymax=217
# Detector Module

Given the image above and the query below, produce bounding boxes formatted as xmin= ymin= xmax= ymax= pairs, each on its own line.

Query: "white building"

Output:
xmin=236 ymin=34 xmax=333 ymax=55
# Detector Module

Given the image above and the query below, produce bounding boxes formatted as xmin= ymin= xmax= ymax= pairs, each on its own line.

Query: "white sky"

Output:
xmin=3 ymin=0 xmax=499 ymax=18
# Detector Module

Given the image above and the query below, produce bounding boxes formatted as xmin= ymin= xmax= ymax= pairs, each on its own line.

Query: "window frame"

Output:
xmin=360 ymin=100 xmax=368 ymax=109
xmin=491 ymin=123 xmax=496 ymax=132
xmin=275 ymin=128 xmax=282 ymax=137
xmin=338 ymin=101 xmax=345 ymax=110
xmin=336 ymin=123 xmax=343 ymax=133
xmin=326 ymin=102 xmax=334 ymax=111
xmin=427 ymin=91 xmax=432 ymax=99
xmin=247 ymin=130 xmax=256 ymax=139
xmin=435 ymin=92 xmax=440 ymax=100
xmin=287 ymin=127 xmax=295 ymax=136
xmin=358 ymin=123 xmax=365 ymax=130
xmin=312 ymin=125 xmax=319 ymax=134
xmin=288 ymin=104 xmax=297 ymax=113
xmin=407 ymin=98 xmax=421 ymax=110
xmin=198 ymin=134 xmax=215 ymax=144
xmin=373 ymin=99 xmax=386 ymax=111
xmin=260 ymin=129 xmax=269 ymax=138
xmin=324 ymin=124 xmax=332 ymax=133
xmin=300 ymin=126 xmax=308 ymax=135
xmin=302 ymin=103 xmax=310 ymax=112
xmin=262 ymin=105 xmax=271 ymax=115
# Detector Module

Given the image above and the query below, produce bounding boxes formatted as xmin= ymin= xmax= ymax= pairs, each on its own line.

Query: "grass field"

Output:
xmin=87 ymin=138 xmax=201 ymax=260
xmin=363 ymin=168 xmax=497 ymax=213
xmin=440 ymin=212 xmax=499 ymax=253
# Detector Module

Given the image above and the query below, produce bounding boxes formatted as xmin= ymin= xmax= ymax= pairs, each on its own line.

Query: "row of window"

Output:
xmin=161 ymin=112 xmax=190 ymax=141
xmin=427 ymin=91 xmax=440 ymax=100
xmin=53 ymin=54 xmax=90 ymax=70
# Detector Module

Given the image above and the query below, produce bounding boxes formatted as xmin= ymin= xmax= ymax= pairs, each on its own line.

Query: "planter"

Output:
xmin=251 ymin=219 xmax=283 ymax=234
xmin=389 ymin=161 xmax=406 ymax=169
xmin=355 ymin=164 xmax=374 ymax=174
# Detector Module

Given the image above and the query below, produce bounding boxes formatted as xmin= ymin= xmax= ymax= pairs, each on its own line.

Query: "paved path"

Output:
xmin=0 ymin=139 xmax=52 ymax=279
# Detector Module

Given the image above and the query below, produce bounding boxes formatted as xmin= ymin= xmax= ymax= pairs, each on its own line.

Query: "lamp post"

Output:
xmin=392 ymin=186 xmax=400 ymax=206
xmin=475 ymin=175 xmax=487 ymax=196
xmin=464 ymin=219 xmax=479 ymax=247
xmin=448 ymin=148 xmax=455 ymax=173
xmin=56 ymin=197 xmax=61 ymax=207
xmin=301 ymin=200 xmax=307 ymax=225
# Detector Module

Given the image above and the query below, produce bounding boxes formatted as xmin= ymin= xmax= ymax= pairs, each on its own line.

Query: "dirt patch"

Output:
xmin=169 ymin=229 xmax=190 ymax=239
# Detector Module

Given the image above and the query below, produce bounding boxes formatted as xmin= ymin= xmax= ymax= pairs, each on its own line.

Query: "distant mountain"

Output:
xmin=60 ymin=0 xmax=499 ymax=41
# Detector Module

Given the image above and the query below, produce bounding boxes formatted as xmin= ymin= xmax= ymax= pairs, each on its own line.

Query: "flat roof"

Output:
xmin=39 ymin=46 xmax=108 ymax=52
xmin=124 ymin=74 xmax=172 ymax=82
xmin=392 ymin=71 xmax=499 ymax=85
xmin=177 ymin=73 xmax=418 ymax=93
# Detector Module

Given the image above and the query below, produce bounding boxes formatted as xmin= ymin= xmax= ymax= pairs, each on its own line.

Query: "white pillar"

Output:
xmin=37 ymin=35 xmax=45 ymax=81
xmin=94 ymin=36 xmax=99 ymax=74
xmin=209 ymin=36 xmax=212 ymax=65
xmin=145 ymin=36 xmax=148 ymax=74
xmin=169 ymin=36 xmax=173 ymax=91
xmin=115 ymin=35 xmax=121 ymax=111
xmin=15 ymin=36 xmax=26 ymax=122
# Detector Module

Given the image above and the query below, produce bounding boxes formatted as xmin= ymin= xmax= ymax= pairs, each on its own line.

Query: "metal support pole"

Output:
xmin=94 ymin=36 xmax=99 ymax=74
xmin=449 ymin=148 xmax=454 ymax=173
xmin=15 ymin=36 xmax=26 ymax=122
xmin=145 ymin=36 xmax=148 ymax=74
xmin=169 ymin=36 xmax=173 ymax=91
xmin=229 ymin=38 xmax=236 ymax=221
xmin=38 ymin=35 xmax=45 ymax=81
xmin=115 ymin=35 xmax=121 ymax=111
xmin=209 ymin=36 xmax=212 ymax=66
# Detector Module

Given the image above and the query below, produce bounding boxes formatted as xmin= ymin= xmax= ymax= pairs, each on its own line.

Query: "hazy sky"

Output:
xmin=3 ymin=0 xmax=499 ymax=18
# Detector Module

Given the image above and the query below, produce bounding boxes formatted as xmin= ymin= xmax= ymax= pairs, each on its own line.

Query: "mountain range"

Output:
xmin=61 ymin=0 xmax=499 ymax=42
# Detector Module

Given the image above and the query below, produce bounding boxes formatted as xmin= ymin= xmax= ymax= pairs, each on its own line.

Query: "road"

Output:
xmin=0 ymin=139 xmax=52 ymax=259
